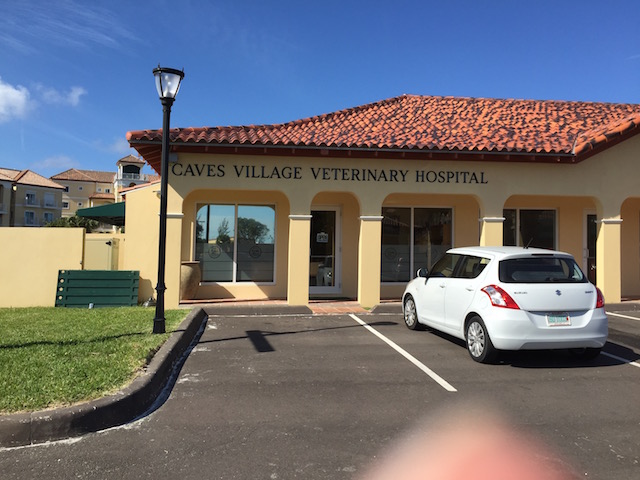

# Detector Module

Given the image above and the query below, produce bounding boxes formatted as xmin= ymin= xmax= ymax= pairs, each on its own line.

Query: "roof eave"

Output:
xmin=128 ymin=139 xmax=577 ymax=174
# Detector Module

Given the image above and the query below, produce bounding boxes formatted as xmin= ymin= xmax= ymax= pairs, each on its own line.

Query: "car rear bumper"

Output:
xmin=483 ymin=308 xmax=608 ymax=351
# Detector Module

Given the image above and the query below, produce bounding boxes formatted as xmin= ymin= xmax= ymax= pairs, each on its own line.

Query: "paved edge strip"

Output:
xmin=0 ymin=307 xmax=208 ymax=449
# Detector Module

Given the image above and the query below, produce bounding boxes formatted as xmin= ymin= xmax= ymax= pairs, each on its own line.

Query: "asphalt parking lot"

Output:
xmin=1 ymin=308 xmax=639 ymax=480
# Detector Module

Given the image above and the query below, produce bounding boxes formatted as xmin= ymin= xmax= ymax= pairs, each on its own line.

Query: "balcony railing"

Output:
xmin=121 ymin=173 xmax=141 ymax=180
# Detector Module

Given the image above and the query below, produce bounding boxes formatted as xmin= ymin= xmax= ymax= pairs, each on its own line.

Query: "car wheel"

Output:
xmin=466 ymin=316 xmax=497 ymax=363
xmin=569 ymin=347 xmax=601 ymax=360
xmin=403 ymin=295 xmax=422 ymax=330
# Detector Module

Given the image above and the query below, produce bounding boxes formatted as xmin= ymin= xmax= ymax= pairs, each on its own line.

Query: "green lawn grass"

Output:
xmin=0 ymin=307 xmax=187 ymax=414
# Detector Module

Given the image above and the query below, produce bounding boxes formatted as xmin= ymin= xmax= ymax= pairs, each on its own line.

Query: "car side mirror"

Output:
xmin=417 ymin=267 xmax=428 ymax=278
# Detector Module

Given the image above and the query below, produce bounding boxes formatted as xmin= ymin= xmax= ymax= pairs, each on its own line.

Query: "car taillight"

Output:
xmin=481 ymin=285 xmax=520 ymax=309
xmin=596 ymin=287 xmax=605 ymax=309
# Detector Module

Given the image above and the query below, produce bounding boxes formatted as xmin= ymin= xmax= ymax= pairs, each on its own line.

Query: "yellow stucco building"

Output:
xmin=125 ymin=95 xmax=640 ymax=309
xmin=0 ymin=168 xmax=64 ymax=227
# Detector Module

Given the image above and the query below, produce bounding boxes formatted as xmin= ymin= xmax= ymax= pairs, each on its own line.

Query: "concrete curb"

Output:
xmin=204 ymin=304 xmax=313 ymax=316
xmin=0 ymin=307 xmax=208 ymax=448
xmin=607 ymin=302 xmax=640 ymax=312
xmin=370 ymin=303 xmax=402 ymax=314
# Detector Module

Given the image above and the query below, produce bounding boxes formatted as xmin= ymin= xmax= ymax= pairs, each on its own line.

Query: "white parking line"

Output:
xmin=607 ymin=312 xmax=640 ymax=322
xmin=601 ymin=352 xmax=640 ymax=369
xmin=349 ymin=314 xmax=457 ymax=392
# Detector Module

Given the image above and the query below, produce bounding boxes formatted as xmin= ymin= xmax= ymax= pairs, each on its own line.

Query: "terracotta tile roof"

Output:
xmin=116 ymin=154 xmax=145 ymax=165
xmin=0 ymin=168 xmax=65 ymax=189
xmin=0 ymin=169 xmax=16 ymax=182
xmin=573 ymin=112 xmax=640 ymax=155
xmin=51 ymin=168 xmax=115 ymax=183
xmin=119 ymin=179 xmax=160 ymax=196
xmin=90 ymin=192 xmax=116 ymax=200
xmin=127 ymin=94 xmax=640 ymax=172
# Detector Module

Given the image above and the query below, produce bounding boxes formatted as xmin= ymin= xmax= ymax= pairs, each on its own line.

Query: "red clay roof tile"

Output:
xmin=127 ymin=94 xmax=640 ymax=172
xmin=0 ymin=168 xmax=65 ymax=189
xmin=51 ymin=168 xmax=115 ymax=183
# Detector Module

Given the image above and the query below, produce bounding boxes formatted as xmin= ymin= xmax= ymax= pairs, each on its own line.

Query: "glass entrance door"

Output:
xmin=309 ymin=209 xmax=340 ymax=294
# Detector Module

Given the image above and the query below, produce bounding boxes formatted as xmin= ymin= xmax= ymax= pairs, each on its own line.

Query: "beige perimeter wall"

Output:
xmin=0 ymin=228 xmax=85 ymax=307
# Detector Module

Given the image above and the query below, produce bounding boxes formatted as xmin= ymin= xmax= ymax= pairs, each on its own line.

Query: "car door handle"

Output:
xmin=439 ymin=283 xmax=446 ymax=288
xmin=465 ymin=286 xmax=474 ymax=291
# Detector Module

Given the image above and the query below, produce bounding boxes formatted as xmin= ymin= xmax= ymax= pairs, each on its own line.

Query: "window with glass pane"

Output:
xmin=196 ymin=204 xmax=235 ymax=282
xmin=503 ymin=209 xmax=555 ymax=249
xmin=196 ymin=204 xmax=275 ymax=282
xmin=430 ymin=253 xmax=462 ymax=277
xmin=236 ymin=205 xmax=275 ymax=282
xmin=24 ymin=211 xmax=35 ymax=225
xmin=381 ymin=208 xmax=411 ymax=282
xmin=414 ymin=208 xmax=452 ymax=271
xmin=503 ymin=209 xmax=516 ymax=246
xmin=381 ymin=207 xmax=453 ymax=282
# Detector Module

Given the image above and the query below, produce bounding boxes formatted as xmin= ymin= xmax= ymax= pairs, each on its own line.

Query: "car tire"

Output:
xmin=466 ymin=316 xmax=497 ymax=364
xmin=403 ymin=295 xmax=423 ymax=330
xmin=569 ymin=347 xmax=602 ymax=360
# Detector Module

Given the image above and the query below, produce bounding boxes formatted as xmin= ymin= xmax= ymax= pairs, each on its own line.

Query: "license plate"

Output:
xmin=546 ymin=314 xmax=571 ymax=326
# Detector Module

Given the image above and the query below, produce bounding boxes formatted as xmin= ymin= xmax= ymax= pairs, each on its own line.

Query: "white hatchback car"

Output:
xmin=402 ymin=246 xmax=608 ymax=363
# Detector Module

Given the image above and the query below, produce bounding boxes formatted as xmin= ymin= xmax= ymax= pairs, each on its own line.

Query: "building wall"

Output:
xmin=11 ymin=184 xmax=63 ymax=227
xmin=621 ymin=197 xmax=640 ymax=298
xmin=0 ymin=228 xmax=84 ymax=307
xmin=121 ymin=184 xmax=162 ymax=304
xmin=119 ymin=134 xmax=640 ymax=307
xmin=0 ymin=182 xmax=10 ymax=227
xmin=59 ymin=180 xmax=114 ymax=217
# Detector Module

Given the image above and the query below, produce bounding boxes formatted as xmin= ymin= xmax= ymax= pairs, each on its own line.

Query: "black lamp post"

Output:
xmin=152 ymin=66 xmax=184 ymax=334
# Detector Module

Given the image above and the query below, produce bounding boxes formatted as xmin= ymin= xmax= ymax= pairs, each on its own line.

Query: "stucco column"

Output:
xmin=479 ymin=216 xmax=504 ymax=246
xmin=164 ymin=212 xmax=184 ymax=309
xmin=358 ymin=215 xmax=383 ymax=308
xmin=596 ymin=217 xmax=622 ymax=303
xmin=287 ymin=214 xmax=311 ymax=305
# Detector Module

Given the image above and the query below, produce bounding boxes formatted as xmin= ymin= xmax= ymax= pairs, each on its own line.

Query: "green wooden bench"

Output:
xmin=55 ymin=270 xmax=140 ymax=307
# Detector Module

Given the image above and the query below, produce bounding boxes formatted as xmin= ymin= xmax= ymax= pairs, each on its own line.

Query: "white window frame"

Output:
xmin=25 ymin=191 xmax=37 ymax=206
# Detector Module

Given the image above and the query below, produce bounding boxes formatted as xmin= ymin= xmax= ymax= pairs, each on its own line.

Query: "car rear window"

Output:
xmin=499 ymin=256 xmax=587 ymax=283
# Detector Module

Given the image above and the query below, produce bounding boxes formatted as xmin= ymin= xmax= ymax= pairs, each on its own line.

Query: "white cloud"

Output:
xmin=32 ymin=155 xmax=78 ymax=175
xmin=109 ymin=137 xmax=132 ymax=154
xmin=0 ymin=1 xmax=138 ymax=54
xmin=36 ymin=84 xmax=87 ymax=106
xmin=0 ymin=77 xmax=31 ymax=123
xmin=0 ymin=77 xmax=87 ymax=124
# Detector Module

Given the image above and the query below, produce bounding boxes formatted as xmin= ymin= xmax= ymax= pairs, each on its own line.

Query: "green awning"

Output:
xmin=76 ymin=202 xmax=125 ymax=226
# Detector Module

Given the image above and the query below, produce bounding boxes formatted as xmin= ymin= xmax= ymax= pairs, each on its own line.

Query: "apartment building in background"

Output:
xmin=51 ymin=155 xmax=157 ymax=217
xmin=0 ymin=168 xmax=65 ymax=227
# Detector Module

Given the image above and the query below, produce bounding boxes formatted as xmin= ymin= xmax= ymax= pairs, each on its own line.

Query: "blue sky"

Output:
xmin=1 ymin=0 xmax=639 ymax=177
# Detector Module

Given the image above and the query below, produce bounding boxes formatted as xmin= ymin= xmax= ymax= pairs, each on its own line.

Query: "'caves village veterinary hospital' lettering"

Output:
xmin=171 ymin=163 xmax=488 ymax=184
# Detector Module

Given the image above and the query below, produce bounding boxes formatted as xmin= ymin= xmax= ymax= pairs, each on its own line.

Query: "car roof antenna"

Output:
xmin=524 ymin=238 xmax=534 ymax=249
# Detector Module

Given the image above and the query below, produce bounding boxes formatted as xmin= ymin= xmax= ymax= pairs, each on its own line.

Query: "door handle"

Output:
xmin=465 ymin=286 xmax=474 ymax=291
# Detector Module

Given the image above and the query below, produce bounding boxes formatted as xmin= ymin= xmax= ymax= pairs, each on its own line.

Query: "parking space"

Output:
xmin=1 ymin=311 xmax=638 ymax=479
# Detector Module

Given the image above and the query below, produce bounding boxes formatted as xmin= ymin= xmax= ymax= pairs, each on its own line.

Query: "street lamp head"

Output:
xmin=152 ymin=66 xmax=184 ymax=100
